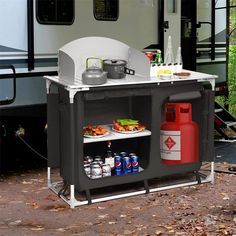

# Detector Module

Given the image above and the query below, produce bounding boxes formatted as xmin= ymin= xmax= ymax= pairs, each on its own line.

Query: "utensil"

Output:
xmin=82 ymin=58 xmax=107 ymax=85
xmin=103 ymin=59 xmax=135 ymax=79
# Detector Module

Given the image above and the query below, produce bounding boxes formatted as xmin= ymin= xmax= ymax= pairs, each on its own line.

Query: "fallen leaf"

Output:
xmin=155 ymin=230 xmax=162 ymax=235
xmin=98 ymin=214 xmax=109 ymax=219
xmin=57 ymin=228 xmax=66 ymax=232
xmin=219 ymin=224 xmax=227 ymax=229
xmin=31 ymin=202 xmax=39 ymax=209
xmin=132 ymin=207 xmax=141 ymax=210
xmin=8 ymin=220 xmax=22 ymax=226
xmin=123 ymin=229 xmax=133 ymax=235
xmin=164 ymin=226 xmax=173 ymax=230
xmin=108 ymin=221 xmax=116 ymax=225
xmin=49 ymin=206 xmax=66 ymax=212
xmin=233 ymin=215 xmax=236 ymax=223
xmin=120 ymin=214 xmax=127 ymax=218
xmin=22 ymin=181 xmax=33 ymax=185
xmin=223 ymin=197 xmax=230 ymax=200
xmin=30 ymin=227 xmax=45 ymax=231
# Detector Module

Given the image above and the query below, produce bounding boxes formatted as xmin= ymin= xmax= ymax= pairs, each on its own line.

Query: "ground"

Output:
xmin=0 ymin=164 xmax=236 ymax=236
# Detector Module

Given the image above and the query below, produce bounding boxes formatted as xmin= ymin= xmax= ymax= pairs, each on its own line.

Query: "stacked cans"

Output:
xmin=114 ymin=152 xmax=139 ymax=176
xmin=84 ymin=156 xmax=111 ymax=179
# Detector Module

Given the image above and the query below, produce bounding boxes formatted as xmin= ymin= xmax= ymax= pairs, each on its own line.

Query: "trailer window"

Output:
xmin=36 ymin=0 xmax=74 ymax=25
xmin=94 ymin=0 xmax=119 ymax=21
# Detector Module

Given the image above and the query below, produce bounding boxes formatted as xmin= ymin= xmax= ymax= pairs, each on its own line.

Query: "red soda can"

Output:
xmin=145 ymin=52 xmax=153 ymax=61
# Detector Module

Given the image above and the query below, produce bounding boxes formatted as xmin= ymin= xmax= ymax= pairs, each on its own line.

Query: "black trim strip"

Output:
xmin=211 ymin=0 xmax=215 ymax=60
xmin=197 ymin=43 xmax=226 ymax=48
xmin=27 ymin=0 xmax=34 ymax=71
xmin=0 ymin=58 xmax=58 ymax=65
xmin=0 ymin=70 xmax=57 ymax=79
xmin=215 ymin=5 xmax=236 ymax=10
xmin=159 ymin=0 xmax=164 ymax=56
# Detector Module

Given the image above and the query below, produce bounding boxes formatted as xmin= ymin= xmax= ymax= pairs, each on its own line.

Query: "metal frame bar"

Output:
xmin=27 ymin=0 xmax=34 ymax=71
xmin=47 ymin=162 xmax=214 ymax=208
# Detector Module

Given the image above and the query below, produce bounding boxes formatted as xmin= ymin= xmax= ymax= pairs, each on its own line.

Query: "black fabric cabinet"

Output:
xmin=47 ymin=81 xmax=214 ymax=192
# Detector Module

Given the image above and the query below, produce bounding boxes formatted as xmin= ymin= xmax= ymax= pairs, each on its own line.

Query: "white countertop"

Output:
xmin=45 ymin=70 xmax=217 ymax=91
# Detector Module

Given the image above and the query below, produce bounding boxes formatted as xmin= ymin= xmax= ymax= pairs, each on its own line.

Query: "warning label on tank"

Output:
xmin=160 ymin=130 xmax=181 ymax=160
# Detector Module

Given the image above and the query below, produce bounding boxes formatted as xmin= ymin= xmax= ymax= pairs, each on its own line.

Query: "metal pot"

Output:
xmin=103 ymin=59 xmax=135 ymax=79
xmin=82 ymin=58 xmax=107 ymax=85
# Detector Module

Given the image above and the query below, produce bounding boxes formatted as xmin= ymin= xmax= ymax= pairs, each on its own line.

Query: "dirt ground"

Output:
xmin=0 ymin=165 xmax=236 ymax=236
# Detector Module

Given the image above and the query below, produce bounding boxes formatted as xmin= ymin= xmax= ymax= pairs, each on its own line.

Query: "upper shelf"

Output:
xmin=83 ymin=125 xmax=151 ymax=144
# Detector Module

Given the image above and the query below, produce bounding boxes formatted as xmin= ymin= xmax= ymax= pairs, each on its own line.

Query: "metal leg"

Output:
xmin=58 ymin=181 xmax=69 ymax=197
xmin=210 ymin=161 xmax=215 ymax=184
xmin=47 ymin=167 xmax=52 ymax=187
xmin=195 ymin=171 xmax=201 ymax=184
xmin=144 ymin=180 xmax=149 ymax=193
xmin=85 ymin=190 xmax=92 ymax=204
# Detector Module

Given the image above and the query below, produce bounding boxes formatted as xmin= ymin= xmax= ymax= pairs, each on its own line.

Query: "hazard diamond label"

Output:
xmin=160 ymin=130 xmax=181 ymax=160
xmin=164 ymin=136 xmax=176 ymax=150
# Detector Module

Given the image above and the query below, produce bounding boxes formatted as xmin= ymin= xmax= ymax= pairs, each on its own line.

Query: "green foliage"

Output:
xmin=228 ymin=44 xmax=236 ymax=117
xmin=227 ymin=3 xmax=236 ymax=117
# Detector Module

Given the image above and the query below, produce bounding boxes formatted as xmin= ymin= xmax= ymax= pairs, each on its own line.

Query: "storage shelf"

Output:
xmin=83 ymin=125 xmax=151 ymax=144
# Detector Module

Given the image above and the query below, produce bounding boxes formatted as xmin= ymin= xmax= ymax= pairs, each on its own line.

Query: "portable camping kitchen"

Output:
xmin=45 ymin=37 xmax=216 ymax=208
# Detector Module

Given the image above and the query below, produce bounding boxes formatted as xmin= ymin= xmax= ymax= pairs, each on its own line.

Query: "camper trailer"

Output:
xmin=0 ymin=0 xmax=229 ymax=170
xmin=0 ymin=0 xmax=179 ymax=169
xmin=0 ymin=0 xmax=227 ymax=113
xmin=0 ymin=0 xmax=182 ymax=113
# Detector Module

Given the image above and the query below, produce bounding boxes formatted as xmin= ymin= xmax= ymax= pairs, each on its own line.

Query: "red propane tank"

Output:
xmin=160 ymin=103 xmax=199 ymax=165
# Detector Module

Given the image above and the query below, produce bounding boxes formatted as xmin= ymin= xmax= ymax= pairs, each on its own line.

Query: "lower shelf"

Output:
xmin=48 ymin=162 xmax=214 ymax=208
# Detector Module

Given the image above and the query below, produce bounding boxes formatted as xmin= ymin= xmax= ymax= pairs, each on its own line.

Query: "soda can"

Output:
xmin=102 ymin=164 xmax=111 ymax=177
xmin=120 ymin=152 xmax=128 ymax=157
xmin=131 ymin=155 xmax=139 ymax=173
xmin=91 ymin=163 xmax=102 ymax=179
xmin=129 ymin=153 xmax=136 ymax=157
xmin=84 ymin=164 xmax=91 ymax=178
xmin=114 ymin=155 xmax=122 ymax=176
xmin=123 ymin=156 xmax=132 ymax=174
xmin=94 ymin=160 xmax=103 ymax=165
xmin=84 ymin=155 xmax=93 ymax=163
xmin=94 ymin=156 xmax=103 ymax=164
